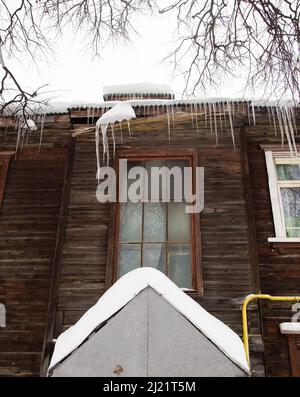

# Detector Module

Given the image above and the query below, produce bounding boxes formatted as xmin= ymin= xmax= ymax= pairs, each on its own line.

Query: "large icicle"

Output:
xmin=95 ymin=102 xmax=136 ymax=182
xmin=166 ymin=105 xmax=171 ymax=143
xmin=39 ymin=113 xmax=46 ymax=150
xmin=226 ymin=101 xmax=236 ymax=150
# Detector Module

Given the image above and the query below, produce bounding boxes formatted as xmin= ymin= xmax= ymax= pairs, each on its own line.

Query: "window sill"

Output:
xmin=268 ymin=237 xmax=300 ymax=243
xmin=268 ymin=237 xmax=300 ymax=251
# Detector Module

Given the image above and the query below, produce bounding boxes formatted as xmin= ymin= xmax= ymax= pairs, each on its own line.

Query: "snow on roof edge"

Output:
xmin=13 ymin=97 xmax=298 ymax=116
xmin=103 ymin=82 xmax=173 ymax=95
xmin=23 ymin=97 xmax=299 ymax=115
xmin=48 ymin=267 xmax=250 ymax=375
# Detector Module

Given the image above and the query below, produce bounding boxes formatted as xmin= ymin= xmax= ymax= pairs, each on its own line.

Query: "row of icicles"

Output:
xmin=93 ymin=101 xmax=299 ymax=183
xmin=2 ymin=101 xmax=297 ymax=172
xmin=1 ymin=113 xmax=46 ymax=157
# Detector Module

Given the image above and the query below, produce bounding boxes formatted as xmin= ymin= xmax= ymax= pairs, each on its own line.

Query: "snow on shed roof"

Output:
xmin=103 ymin=82 xmax=173 ymax=95
xmin=48 ymin=267 xmax=250 ymax=375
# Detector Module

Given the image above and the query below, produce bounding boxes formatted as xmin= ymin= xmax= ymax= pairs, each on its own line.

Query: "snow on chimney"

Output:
xmin=103 ymin=82 xmax=174 ymax=101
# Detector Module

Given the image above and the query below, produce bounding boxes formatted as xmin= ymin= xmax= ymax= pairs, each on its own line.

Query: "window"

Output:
xmin=265 ymin=150 xmax=300 ymax=242
xmin=106 ymin=149 xmax=202 ymax=295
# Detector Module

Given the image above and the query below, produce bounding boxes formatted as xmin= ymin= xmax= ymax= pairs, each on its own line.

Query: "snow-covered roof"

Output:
xmin=103 ymin=82 xmax=173 ymax=95
xmin=280 ymin=322 xmax=300 ymax=335
xmin=29 ymin=97 xmax=298 ymax=115
xmin=48 ymin=267 xmax=250 ymax=375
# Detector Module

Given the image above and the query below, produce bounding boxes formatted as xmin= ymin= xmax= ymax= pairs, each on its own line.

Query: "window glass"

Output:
xmin=280 ymin=187 xmax=300 ymax=237
xmin=143 ymin=203 xmax=166 ymax=242
xmin=168 ymin=202 xmax=191 ymax=241
xmin=118 ymin=244 xmax=141 ymax=277
xmin=276 ymin=164 xmax=300 ymax=180
xmin=119 ymin=202 xmax=142 ymax=242
xmin=168 ymin=244 xmax=192 ymax=289
xmin=143 ymin=243 xmax=166 ymax=271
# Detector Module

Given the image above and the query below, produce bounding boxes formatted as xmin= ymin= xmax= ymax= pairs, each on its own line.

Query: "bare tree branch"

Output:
xmin=0 ymin=0 xmax=299 ymax=119
xmin=159 ymin=0 xmax=300 ymax=99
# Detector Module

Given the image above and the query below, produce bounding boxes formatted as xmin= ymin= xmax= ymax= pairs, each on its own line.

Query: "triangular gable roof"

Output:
xmin=48 ymin=268 xmax=250 ymax=375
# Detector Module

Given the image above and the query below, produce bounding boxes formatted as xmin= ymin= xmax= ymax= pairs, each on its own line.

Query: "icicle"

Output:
xmin=218 ymin=103 xmax=223 ymax=133
xmin=127 ymin=120 xmax=132 ymax=136
xmin=202 ymin=103 xmax=206 ymax=118
xmin=39 ymin=113 xmax=46 ymax=151
xmin=270 ymin=106 xmax=278 ymax=138
xmin=208 ymin=103 xmax=213 ymax=136
xmin=95 ymin=122 xmax=101 ymax=183
xmin=291 ymin=106 xmax=297 ymax=133
xmin=119 ymin=121 xmax=123 ymax=144
xmin=275 ymin=106 xmax=285 ymax=148
xmin=194 ymin=103 xmax=199 ymax=135
xmin=15 ymin=120 xmax=22 ymax=158
xmin=251 ymin=104 xmax=256 ymax=125
xmin=276 ymin=106 xmax=294 ymax=156
xmin=267 ymin=106 xmax=272 ymax=126
xmin=190 ymin=105 xmax=194 ymax=128
xmin=285 ymin=106 xmax=298 ymax=156
xmin=111 ymin=124 xmax=116 ymax=158
xmin=91 ymin=108 xmax=95 ymax=124
xmin=222 ymin=103 xmax=228 ymax=129
xmin=87 ymin=107 xmax=91 ymax=125
xmin=171 ymin=105 xmax=175 ymax=131
xmin=247 ymin=102 xmax=251 ymax=125
xmin=226 ymin=101 xmax=236 ymax=150
xmin=166 ymin=105 xmax=171 ymax=143
xmin=212 ymin=102 xmax=219 ymax=146
xmin=102 ymin=124 xmax=109 ymax=166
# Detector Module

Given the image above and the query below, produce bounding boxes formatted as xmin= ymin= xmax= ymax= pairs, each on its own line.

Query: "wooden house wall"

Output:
xmin=0 ymin=117 xmax=70 ymax=376
xmin=245 ymin=109 xmax=300 ymax=377
xmin=51 ymin=113 xmax=265 ymax=376
xmin=1 ymin=108 xmax=299 ymax=377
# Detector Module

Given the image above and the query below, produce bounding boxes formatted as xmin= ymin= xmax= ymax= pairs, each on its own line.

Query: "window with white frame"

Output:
xmin=265 ymin=151 xmax=300 ymax=242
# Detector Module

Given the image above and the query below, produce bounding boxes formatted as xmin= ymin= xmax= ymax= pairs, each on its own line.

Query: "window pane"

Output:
xmin=145 ymin=160 xmax=167 ymax=201
xmin=276 ymin=164 xmax=300 ymax=180
xmin=280 ymin=187 xmax=300 ymax=237
xmin=144 ymin=203 xmax=166 ymax=242
xmin=168 ymin=202 xmax=191 ymax=241
xmin=143 ymin=243 xmax=166 ymax=272
xmin=286 ymin=229 xmax=300 ymax=237
xmin=119 ymin=202 xmax=142 ymax=242
xmin=168 ymin=244 xmax=192 ymax=289
xmin=167 ymin=159 xmax=189 ymax=201
xmin=118 ymin=244 xmax=141 ymax=277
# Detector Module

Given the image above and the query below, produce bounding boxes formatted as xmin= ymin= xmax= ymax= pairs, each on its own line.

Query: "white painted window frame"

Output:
xmin=265 ymin=151 xmax=300 ymax=243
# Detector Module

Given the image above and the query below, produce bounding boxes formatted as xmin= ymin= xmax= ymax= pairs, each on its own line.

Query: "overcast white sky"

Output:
xmin=5 ymin=9 xmax=254 ymax=105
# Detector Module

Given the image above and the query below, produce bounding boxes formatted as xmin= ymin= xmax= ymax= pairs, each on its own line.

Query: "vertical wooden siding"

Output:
xmin=246 ymin=110 xmax=300 ymax=376
xmin=0 ymin=121 xmax=69 ymax=376
xmin=53 ymin=114 xmax=264 ymax=376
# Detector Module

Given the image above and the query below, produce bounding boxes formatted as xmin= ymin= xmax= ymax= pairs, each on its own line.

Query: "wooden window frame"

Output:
xmin=265 ymin=150 xmax=300 ymax=243
xmin=0 ymin=152 xmax=13 ymax=209
xmin=106 ymin=148 xmax=203 ymax=297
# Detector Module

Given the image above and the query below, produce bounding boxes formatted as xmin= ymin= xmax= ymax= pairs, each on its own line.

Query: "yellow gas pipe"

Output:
xmin=242 ymin=294 xmax=300 ymax=368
